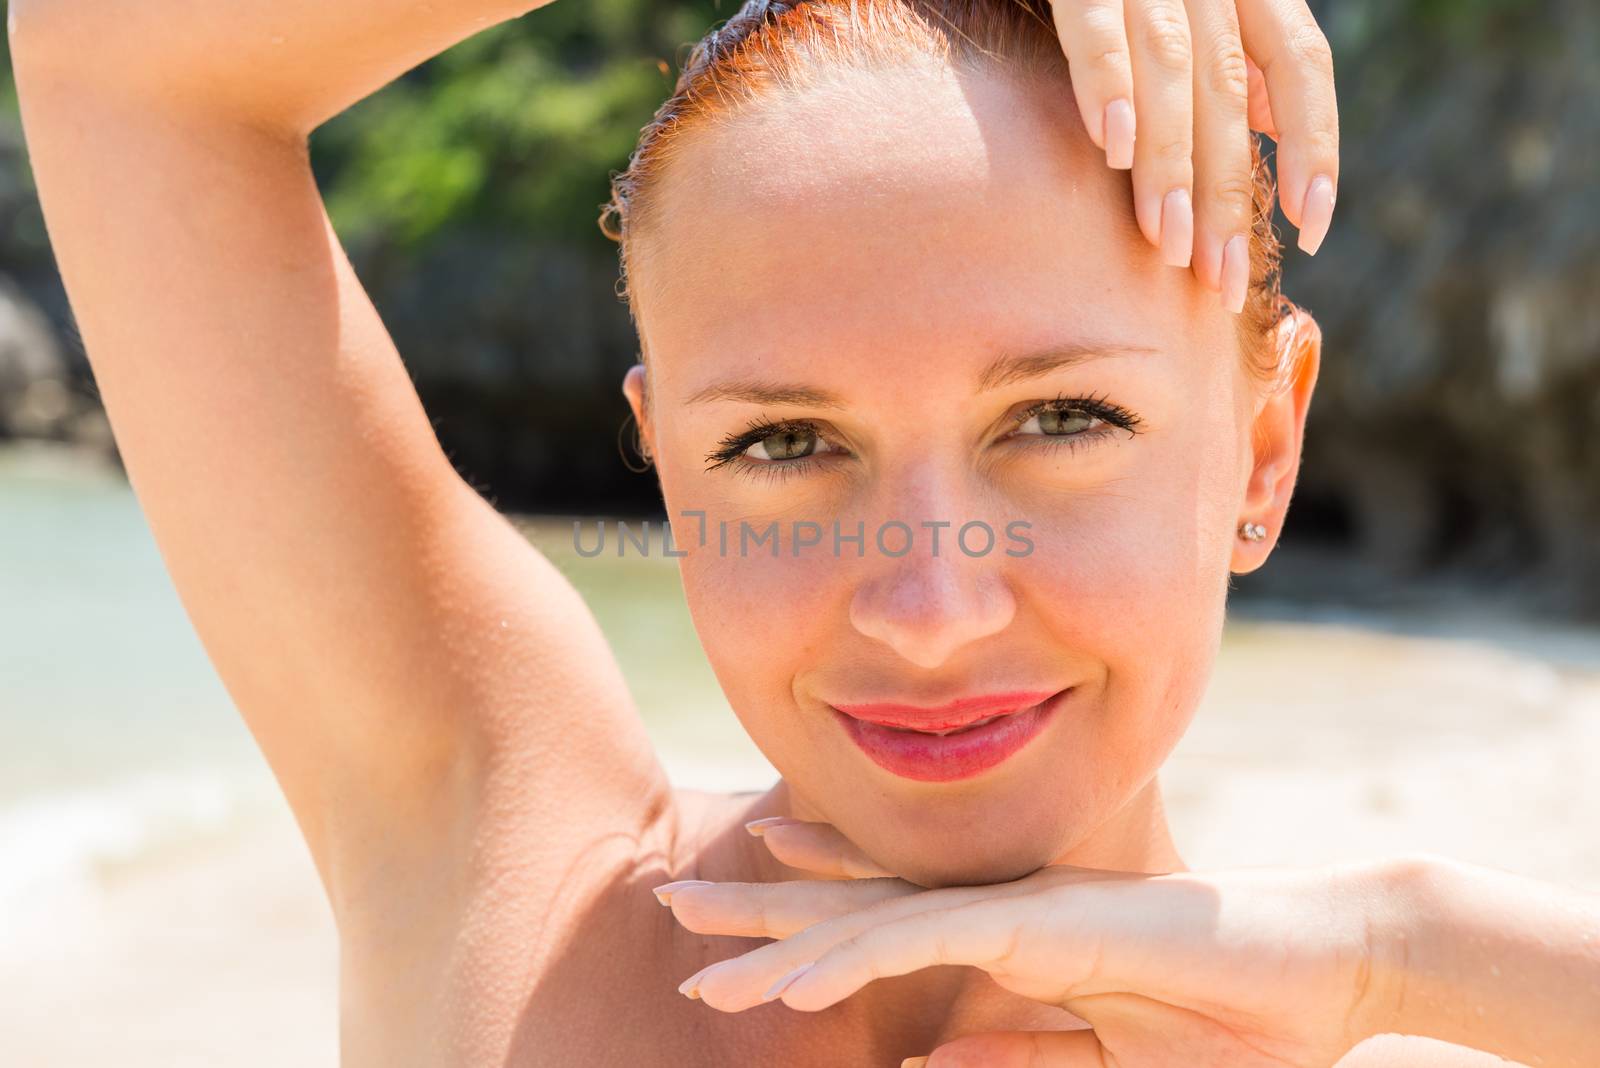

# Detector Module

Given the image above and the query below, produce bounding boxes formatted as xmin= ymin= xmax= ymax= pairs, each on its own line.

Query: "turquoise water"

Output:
xmin=0 ymin=453 xmax=258 ymax=802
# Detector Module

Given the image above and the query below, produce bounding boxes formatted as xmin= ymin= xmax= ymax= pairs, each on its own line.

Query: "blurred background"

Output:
xmin=1 ymin=0 xmax=1597 ymax=1064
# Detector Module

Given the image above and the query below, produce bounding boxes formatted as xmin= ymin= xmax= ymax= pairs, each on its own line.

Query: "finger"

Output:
xmin=746 ymin=817 xmax=898 ymax=879
xmin=1244 ymin=54 xmax=1277 ymax=137
xmin=1124 ymin=0 xmax=1195 ymax=266
xmin=1237 ymin=0 xmax=1338 ymax=253
xmin=1050 ymin=0 xmax=1137 ymax=168
xmin=684 ymin=879 xmax=1047 ymax=1011
xmin=679 ymin=866 xmax=1126 ymax=1009
xmin=903 ymin=1028 xmax=1106 ymax=1068
xmin=1186 ymin=0 xmax=1255 ymax=312
xmin=664 ymin=876 xmax=920 ymax=939
xmin=763 ymin=894 xmax=1087 ymax=1013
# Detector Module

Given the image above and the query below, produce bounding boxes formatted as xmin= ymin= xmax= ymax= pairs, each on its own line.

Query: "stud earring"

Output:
xmin=1238 ymin=520 xmax=1268 ymax=542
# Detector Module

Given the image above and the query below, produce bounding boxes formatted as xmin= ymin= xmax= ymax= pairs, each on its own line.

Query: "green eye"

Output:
xmin=749 ymin=426 xmax=820 ymax=461
xmin=705 ymin=418 xmax=845 ymax=473
xmin=1018 ymin=406 xmax=1100 ymax=436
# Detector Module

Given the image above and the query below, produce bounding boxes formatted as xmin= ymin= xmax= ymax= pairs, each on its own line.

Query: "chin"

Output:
xmin=874 ymin=833 xmax=1064 ymax=889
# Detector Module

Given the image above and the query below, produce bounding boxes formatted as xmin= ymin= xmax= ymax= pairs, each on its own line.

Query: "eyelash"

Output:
xmin=703 ymin=394 xmax=1143 ymax=479
xmin=704 ymin=418 xmax=830 ymax=482
xmin=1007 ymin=391 xmax=1144 ymax=456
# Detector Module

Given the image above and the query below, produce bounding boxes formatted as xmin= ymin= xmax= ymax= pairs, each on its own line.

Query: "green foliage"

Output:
xmin=312 ymin=1 xmax=723 ymax=254
xmin=1408 ymin=0 xmax=1532 ymax=37
xmin=1 ymin=11 xmax=14 ymax=114
xmin=0 ymin=12 xmax=48 ymax=271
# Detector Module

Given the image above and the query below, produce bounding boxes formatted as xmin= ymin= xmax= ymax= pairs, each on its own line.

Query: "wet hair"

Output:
xmin=600 ymin=0 xmax=1295 ymax=390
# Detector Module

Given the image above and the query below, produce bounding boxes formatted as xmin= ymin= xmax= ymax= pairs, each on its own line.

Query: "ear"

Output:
xmin=1230 ymin=307 xmax=1321 ymax=574
xmin=621 ymin=362 xmax=654 ymax=462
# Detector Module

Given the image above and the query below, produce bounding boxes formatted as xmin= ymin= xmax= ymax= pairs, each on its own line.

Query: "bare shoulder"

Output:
xmin=1339 ymin=1035 xmax=1527 ymax=1067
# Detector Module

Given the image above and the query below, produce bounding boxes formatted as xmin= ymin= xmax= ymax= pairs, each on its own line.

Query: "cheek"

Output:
xmin=674 ymin=528 xmax=841 ymax=729
xmin=658 ymin=451 xmax=855 ymax=687
xmin=1012 ymin=418 xmax=1241 ymax=767
xmin=1017 ymin=397 xmax=1242 ymax=610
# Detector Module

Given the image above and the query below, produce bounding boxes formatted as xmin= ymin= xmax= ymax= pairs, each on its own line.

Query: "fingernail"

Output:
xmin=762 ymin=961 xmax=815 ymax=1002
xmin=1159 ymin=189 xmax=1193 ymax=268
xmin=678 ymin=960 xmax=723 ymax=999
xmin=1297 ymin=173 xmax=1336 ymax=255
xmin=1103 ymin=98 xmax=1135 ymax=170
xmin=1220 ymin=234 xmax=1249 ymax=314
xmin=744 ymin=816 xmax=800 ymax=836
xmin=902 ymin=1059 xmax=931 ymax=1068
xmin=652 ymin=879 xmax=713 ymax=905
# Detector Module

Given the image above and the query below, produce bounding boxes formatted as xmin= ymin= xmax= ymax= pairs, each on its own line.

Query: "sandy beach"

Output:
xmin=3 ymin=805 xmax=339 ymax=1067
xmin=4 ymin=612 xmax=1598 ymax=1066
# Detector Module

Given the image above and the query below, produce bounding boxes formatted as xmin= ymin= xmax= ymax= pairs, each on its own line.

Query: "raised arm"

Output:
xmin=8 ymin=1 xmax=547 ymax=135
xmin=8 ymin=0 xmax=673 ymax=921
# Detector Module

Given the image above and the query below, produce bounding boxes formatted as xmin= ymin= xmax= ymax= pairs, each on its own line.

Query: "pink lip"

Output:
xmin=831 ymin=689 xmax=1068 ymax=782
xmin=831 ymin=690 xmax=1061 ymax=731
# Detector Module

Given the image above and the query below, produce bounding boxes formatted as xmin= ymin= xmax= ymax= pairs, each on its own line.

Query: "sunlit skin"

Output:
xmin=624 ymin=60 xmax=1316 ymax=904
xmin=18 ymin=0 xmax=1600 ymax=1059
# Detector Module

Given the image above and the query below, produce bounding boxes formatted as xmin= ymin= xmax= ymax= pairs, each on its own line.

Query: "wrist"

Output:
xmin=1353 ymin=853 xmax=1600 ymax=1067
xmin=1340 ymin=852 xmax=1461 ymax=1044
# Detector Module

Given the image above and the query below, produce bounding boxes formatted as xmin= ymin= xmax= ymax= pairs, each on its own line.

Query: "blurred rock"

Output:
xmin=0 ymin=275 xmax=114 ymax=456
xmin=0 ymin=278 xmax=67 ymax=435
xmin=1278 ymin=0 xmax=1600 ymax=613
xmin=350 ymin=230 xmax=647 ymax=512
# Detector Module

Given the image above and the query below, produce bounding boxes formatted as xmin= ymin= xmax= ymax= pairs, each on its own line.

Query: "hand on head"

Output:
xmin=1050 ymin=0 xmax=1340 ymax=306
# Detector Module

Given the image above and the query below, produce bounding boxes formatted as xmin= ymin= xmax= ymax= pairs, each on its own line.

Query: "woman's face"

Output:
xmin=624 ymin=60 xmax=1314 ymax=886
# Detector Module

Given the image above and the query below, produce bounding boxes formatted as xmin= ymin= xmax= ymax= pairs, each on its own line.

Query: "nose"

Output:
xmin=848 ymin=525 xmax=1018 ymax=670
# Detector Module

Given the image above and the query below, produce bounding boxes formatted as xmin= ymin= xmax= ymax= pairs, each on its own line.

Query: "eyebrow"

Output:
xmin=684 ymin=381 xmax=849 ymax=408
xmin=975 ymin=343 xmax=1158 ymax=392
xmin=683 ymin=343 xmax=1156 ymax=408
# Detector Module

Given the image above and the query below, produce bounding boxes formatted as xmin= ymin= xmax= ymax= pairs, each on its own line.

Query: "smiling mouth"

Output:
xmin=830 ymin=689 xmax=1069 ymax=783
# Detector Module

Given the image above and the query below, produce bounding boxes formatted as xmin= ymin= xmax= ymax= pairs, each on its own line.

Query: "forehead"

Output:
xmin=634 ymin=60 xmax=1215 ymax=394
